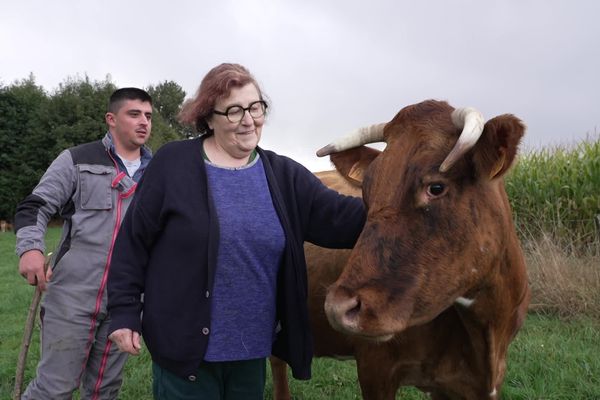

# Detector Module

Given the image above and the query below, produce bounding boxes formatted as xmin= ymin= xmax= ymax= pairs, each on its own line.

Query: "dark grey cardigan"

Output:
xmin=107 ymin=135 xmax=365 ymax=380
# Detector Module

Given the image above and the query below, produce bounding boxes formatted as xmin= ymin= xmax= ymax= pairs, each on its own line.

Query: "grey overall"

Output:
xmin=15 ymin=134 xmax=146 ymax=399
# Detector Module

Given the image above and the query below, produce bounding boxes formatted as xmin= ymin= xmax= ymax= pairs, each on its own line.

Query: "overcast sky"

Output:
xmin=2 ymin=0 xmax=598 ymax=171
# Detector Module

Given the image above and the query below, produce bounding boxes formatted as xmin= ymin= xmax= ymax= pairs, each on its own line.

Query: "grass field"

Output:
xmin=2 ymin=228 xmax=600 ymax=399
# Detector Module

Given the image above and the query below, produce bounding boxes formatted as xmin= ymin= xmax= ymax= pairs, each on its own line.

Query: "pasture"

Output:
xmin=1 ymin=228 xmax=599 ymax=399
xmin=2 ymin=137 xmax=599 ymax=399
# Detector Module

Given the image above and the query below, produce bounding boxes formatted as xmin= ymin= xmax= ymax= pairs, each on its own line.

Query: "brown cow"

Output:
xmin=271 ymin=100 xmax=530 ymax=400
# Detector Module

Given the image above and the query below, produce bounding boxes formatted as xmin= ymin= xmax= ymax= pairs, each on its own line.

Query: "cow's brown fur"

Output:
xmin=271 ymin=100 xmax=530 ymax=400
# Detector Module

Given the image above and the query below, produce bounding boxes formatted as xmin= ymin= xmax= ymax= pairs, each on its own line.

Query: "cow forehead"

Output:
xmin=380 ymin=109 xmax=458 ymax=171
xmin=366 ymin=131 xmax=452 ymax=188
xmin=387 ymin=100 xmax=455 ymax=138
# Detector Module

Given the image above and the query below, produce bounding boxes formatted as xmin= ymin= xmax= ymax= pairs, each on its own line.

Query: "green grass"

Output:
xmin=2 ymin=229 xmax=600 ymax=399
xmin=502 ymin=315 xmax=600 ymax=399
xmin=116 ymin=314 xmax=600 ymax=399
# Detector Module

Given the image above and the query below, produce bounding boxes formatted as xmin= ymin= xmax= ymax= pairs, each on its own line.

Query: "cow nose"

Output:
xmin=324 ymin=286 xmax=361 ymax=332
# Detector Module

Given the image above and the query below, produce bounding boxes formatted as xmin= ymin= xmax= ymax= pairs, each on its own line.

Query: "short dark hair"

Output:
xmin=108 ymin=87 xmax=152 ymax=113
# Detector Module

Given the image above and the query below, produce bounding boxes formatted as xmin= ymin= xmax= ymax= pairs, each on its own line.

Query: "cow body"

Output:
xmin=271 ymin=100 xmax=530 ymax=400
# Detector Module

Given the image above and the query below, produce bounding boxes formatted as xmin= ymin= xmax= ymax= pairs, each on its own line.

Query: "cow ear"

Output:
xmin=473 ymin=114 xmax=525 ymax=179
xmin=330 ymin=146 xmax=381 ymax=186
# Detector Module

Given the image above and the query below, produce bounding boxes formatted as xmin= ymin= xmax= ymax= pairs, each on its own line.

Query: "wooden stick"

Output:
xmin=13 ymin=253 xmax=51 ymax=400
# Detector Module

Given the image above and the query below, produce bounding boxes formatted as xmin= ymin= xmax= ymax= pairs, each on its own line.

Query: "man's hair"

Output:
xmin=108 ymin=87 xmax=153 ymax=113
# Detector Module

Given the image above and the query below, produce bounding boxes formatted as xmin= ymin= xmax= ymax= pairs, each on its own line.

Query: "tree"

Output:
xmin=45 ymin=75 xmax=117 ymax=154
xmin=0 ymin=74 xmax=188 ymax=221
xmin=0 ymin=75 xmax=49 ymax=220
xmin=146 ymin=80 xmax=189 ymax=139
xmin=0 ymin=74 xmax=117 ymax=221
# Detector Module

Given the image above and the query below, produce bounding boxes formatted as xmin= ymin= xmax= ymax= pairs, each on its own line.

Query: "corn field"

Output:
xmin=507 ymin=136 xmax=600 ymax=252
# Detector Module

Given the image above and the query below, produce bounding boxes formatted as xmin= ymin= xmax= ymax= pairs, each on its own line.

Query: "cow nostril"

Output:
xmin=325 ymin=287 xmax=363 ymax=330
xmin=343 ymin=297 xmax=361 ymax=323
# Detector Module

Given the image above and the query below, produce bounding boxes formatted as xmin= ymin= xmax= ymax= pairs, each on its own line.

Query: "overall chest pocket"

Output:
xmin=78 ymin=165 xmax=113 ymax=210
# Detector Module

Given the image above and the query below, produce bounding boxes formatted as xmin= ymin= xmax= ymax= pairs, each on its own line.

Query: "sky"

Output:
xmin=2 ymin=0 xmax=599 ymax=171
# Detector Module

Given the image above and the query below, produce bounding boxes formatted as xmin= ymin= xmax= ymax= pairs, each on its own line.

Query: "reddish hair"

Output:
xmin=179 ymin=63 xmax=267 ymax=134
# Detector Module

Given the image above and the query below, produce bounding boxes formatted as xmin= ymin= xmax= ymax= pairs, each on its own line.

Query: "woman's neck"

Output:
xmin=203 ymin=136 xmax=252 ymax=168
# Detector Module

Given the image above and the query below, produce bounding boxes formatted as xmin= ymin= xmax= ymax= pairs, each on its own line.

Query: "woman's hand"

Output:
xmin=108 ymin=328 xmax=142 ymax=355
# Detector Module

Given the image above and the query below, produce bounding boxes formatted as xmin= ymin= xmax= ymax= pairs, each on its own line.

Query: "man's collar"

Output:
xmin=103 ymin=131 xmax=152 ymax=160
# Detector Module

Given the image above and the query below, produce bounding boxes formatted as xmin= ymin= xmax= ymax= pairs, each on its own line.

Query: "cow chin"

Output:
xmin=324 ymin=285 xmax=411 ymax=341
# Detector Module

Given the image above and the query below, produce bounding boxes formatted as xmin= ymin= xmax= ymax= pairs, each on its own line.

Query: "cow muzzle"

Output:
xmin=324 ymin=285 xmax=397 ymax=341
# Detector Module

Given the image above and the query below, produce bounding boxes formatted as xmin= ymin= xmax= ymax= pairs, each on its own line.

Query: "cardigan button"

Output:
xmin=188 ymin=375 xmax=197 ymax=382
xmin=202 ymin=327 xmax=210 ymax=335
xmin=205 ymin=290 xmax=210 ymax=298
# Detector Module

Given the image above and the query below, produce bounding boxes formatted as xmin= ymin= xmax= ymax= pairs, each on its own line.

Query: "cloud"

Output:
xmin=1 ymin=0 xmax=598 ymax=170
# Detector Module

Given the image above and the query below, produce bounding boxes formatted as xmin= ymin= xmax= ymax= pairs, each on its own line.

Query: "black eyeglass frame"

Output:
xmin=212 ymin=100 xmax=268 ymax=123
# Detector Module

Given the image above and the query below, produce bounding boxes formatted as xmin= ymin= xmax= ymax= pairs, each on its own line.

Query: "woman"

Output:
xmin=107 ymin=63 xmax=365 ymax=399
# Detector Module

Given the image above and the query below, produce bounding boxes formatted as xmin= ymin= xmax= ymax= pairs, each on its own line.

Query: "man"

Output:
xmin=14 ymin=87 xmax=153 ymax=399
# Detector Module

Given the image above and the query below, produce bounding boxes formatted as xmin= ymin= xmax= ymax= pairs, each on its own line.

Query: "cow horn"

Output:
xmin=439 ymin=107 xmax=485 ymax=172
xmin=316 ymin=123 xmax=387 ymax=157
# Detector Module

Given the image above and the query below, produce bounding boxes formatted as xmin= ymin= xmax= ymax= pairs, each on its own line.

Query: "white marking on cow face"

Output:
xmin=490 ymin=387 xmax=497 ymax=397
xmin=455 ymin=296 xmax=475 ymax=307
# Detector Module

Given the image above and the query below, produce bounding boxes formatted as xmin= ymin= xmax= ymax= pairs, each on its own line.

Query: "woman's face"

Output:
xmin=208 ymin=83 xmax=265 ymax=158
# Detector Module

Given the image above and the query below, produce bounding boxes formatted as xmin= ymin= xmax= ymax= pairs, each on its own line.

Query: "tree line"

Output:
xmin=0 ymin=74 xmax=190 ymax=221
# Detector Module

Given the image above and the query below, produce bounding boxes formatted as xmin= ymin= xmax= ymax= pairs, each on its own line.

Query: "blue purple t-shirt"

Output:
xmin=203 ymin=156 xmax=285 ymax=361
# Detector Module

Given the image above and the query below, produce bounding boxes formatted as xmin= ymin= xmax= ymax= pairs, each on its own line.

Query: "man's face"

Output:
xmin=106 ymin=99 xmax=152 ymax=151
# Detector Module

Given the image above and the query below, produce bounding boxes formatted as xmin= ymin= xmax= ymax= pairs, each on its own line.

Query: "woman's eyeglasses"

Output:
xmin=213 ymin=100 xmax=267 ymax=123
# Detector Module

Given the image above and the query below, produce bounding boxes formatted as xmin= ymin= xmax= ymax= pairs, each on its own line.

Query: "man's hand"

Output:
xmin=19 ymin=250 xmax=51 ymax=291
xmin=109 ymin=328 xmax=142 ymax=355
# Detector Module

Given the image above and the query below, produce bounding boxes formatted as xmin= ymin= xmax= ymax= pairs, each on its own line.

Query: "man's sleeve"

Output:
xmin=15 ymin=150 xmax=76 ymax=256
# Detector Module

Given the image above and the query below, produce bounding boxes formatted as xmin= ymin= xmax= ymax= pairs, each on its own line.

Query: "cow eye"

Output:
xmin=427 ymin=183 xmax=446 ymax=197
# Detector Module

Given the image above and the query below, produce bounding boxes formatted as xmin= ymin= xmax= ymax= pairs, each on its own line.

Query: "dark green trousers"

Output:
xmin=152 ymin=359 xmax=266 ymax=400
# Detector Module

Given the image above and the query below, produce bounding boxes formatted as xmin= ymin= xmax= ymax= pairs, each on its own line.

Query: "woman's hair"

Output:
xmin=179 ymin=63 xmax=268 ymax=134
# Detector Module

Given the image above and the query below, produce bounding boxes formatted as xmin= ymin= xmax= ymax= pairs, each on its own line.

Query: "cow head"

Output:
xmin=320 ymin=100 xmax=525 ymax=340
